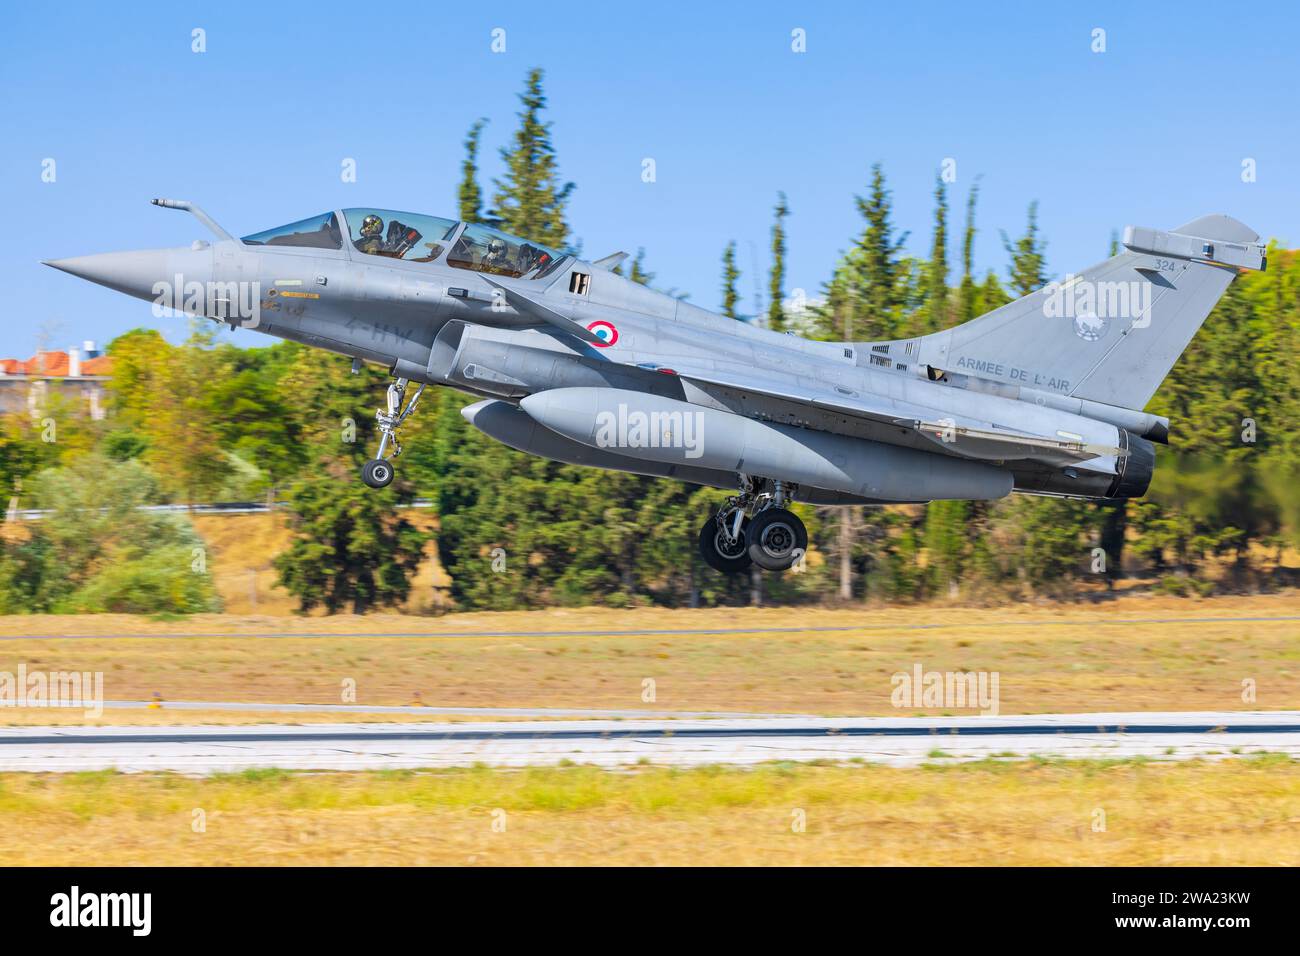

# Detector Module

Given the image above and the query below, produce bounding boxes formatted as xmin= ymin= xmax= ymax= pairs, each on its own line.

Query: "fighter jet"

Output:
xmin=44 ymin=201 xmax=1266 ymax=573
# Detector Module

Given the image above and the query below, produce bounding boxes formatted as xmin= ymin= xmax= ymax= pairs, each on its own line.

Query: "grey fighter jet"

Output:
xmin=44 ymin=201 xmax=1266 ymax=573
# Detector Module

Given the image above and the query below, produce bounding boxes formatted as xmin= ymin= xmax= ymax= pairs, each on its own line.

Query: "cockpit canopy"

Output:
xmin=241 ymin=211 xmax=343 ymax=250
xmin=240 ymin=209 xmax=568 ymax=279
xmin=445 ymin=221 xmax=564 ymax=279
xmin=342 ymin=208 xmax=458 ymax=263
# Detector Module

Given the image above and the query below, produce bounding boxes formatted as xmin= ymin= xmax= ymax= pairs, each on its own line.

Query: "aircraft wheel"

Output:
xmin=361 ymin=458 xmax=395 ymax=488
xmin=745 ymin=507 xmax=807 ymax=572
xmin=698 ymin=514 xmax=752 ymax=573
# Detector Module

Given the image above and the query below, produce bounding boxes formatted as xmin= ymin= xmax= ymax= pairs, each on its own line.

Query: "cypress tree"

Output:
xmin=1002 ymin=201 xmax=1048 ymax=296
xmin=489 ymin=68 xmax=574 ymax=246
xmin=457 ymin=118 xmax=488 ymax=224
xmin=924 ymin=173 xmax=949 ymax=334
xmin=629 ymin=248 xmax=653 ymax=286
xmin=721 ymin=241 xmax=742 ymax=319
xmin=857 ymin=165 xmax=907 ymax=331
xmin=957 ymin=180 xmax=980 ymax=322
xmin=436 ymin=69 xmax=589 ymax=609
xmin=812 ymin=165 xmax=908 ymax=601
xmin=767 ymin=193 xmax=789 ymax=330
xmin=817 ymin=163 xmax=907 ymax=341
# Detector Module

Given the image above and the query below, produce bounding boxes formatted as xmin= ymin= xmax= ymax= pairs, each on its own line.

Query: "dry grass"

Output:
xmin=1 ymin=590 xmax=1296 ymax=636
xmin=191 ymin=511 xmax=450 ymax=616
xmin=0 ymin=709 xmax=573 ymax=727
xmin=190 ymin=513 xmax=297 ymax=616
xmin=0 ymin=594 xmax=1296 ymax=717
xmin=1 ymin=757 xmax=1296 ymax=865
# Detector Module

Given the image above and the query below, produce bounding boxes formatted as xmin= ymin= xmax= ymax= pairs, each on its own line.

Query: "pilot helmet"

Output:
xmin=487 ymin=237 xmax=508 ymax=258
xmin=360 ymin=214 xmax=383 ymax=238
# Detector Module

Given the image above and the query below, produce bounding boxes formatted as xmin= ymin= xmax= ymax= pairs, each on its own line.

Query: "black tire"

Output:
xmin=745 ymin=507 xmax=808 ymax=571
xmin=361 ymin=458 xmax=395 ymax=488
xmin=698 ymin=514 xmax=752 ymax=573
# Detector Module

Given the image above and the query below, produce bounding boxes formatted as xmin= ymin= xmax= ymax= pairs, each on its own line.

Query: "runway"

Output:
xmin=2 ymin=711 xmax=1297 ymax=772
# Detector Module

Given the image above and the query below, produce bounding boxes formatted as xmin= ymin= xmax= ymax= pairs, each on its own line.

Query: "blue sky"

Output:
xmin=2 ymin=0 xmax=1296 ymax=355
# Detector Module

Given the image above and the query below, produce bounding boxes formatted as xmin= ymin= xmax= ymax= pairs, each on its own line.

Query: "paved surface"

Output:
xmin=1 ymin=613 xmax=1297 ymax=641
xmin=1 ymin=711 xmax=1296 ymax=772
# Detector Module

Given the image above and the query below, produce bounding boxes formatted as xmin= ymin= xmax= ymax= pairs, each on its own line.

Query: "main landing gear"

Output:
xmin=698 ymin=477 xmax=808 ymax=574
xmin=361 ymin=376 xmax=425 ymax=488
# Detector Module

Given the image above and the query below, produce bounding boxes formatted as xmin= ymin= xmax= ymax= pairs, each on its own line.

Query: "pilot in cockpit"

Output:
xmin=518 ymin=242 xmax=551 ymax=275
xmin=483 ymin=237 xmax=511 ymax=272
xmin=356 ymin=214 xmax=385 ymax=255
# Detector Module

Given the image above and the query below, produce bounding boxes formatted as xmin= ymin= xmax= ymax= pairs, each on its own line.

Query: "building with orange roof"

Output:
xmin=0 ymin=342 xmax=112 ymax=419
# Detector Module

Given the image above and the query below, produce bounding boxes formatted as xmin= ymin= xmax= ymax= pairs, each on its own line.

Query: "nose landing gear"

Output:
xmin=361 ymin=376 xmax=425 ymax=489
xmin=361 ymin=458 xmax=395 ymax=488
xmin=697 ymin=478 xmax=807 ymax=574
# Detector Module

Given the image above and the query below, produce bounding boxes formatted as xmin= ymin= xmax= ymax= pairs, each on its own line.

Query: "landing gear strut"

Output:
xmin=697 ymin=477 xmax=808 ymax=574
xmin=361 ymin=376 xmax=425 ymax=488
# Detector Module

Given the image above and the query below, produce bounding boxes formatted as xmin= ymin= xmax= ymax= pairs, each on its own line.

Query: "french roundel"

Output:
xmin=587 ymin=320 xmax=619 ymax=347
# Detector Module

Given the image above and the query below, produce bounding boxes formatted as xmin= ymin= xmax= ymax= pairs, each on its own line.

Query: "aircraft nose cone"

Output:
xmin=44 ymin=250 xmax=170 ymax=301
xmin=43 ymin=247 xmax=213 ymax=305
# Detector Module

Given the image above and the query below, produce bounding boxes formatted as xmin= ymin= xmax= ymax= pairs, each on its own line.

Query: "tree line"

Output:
xmin=2 ymin=68 xmax=1296 ymax=613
